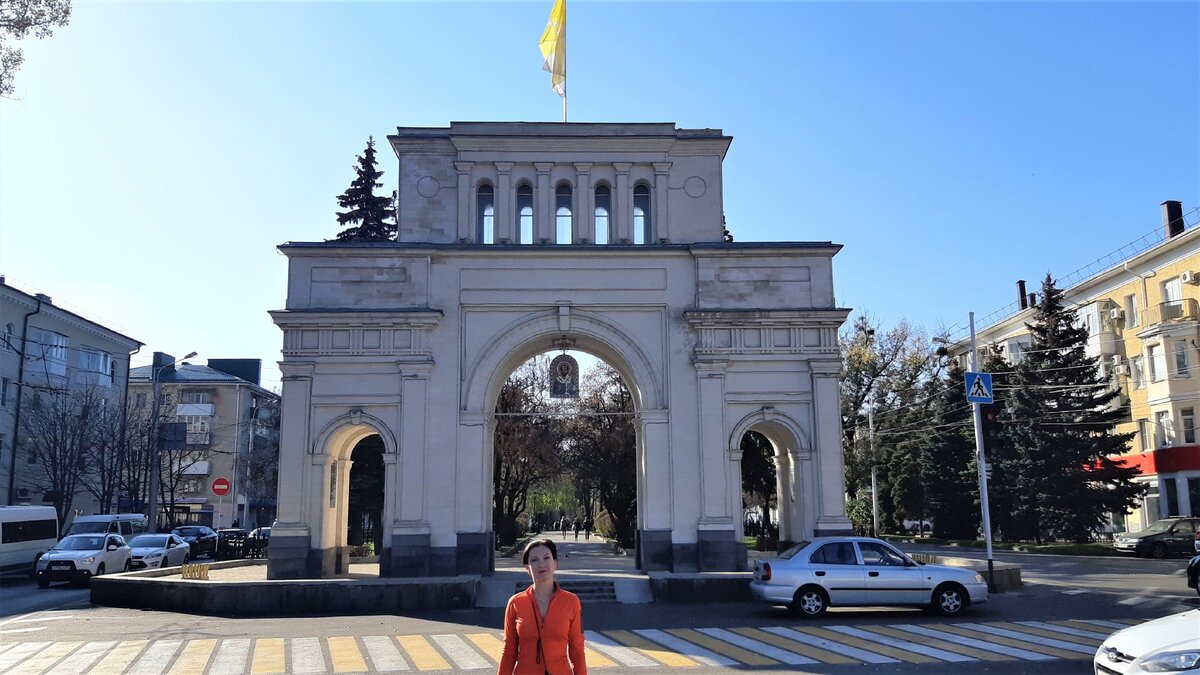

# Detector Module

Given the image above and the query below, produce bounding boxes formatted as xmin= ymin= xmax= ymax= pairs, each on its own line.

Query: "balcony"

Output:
xmin=175 ymin=403 xmax=214 ymax=417
xmin=1143 ymin=299 xmax=1197 ymax=326
xmin=186 ymin=432 xmax=211 ymax=446
xmin=179 ymin=460 xmax=211 ymax=476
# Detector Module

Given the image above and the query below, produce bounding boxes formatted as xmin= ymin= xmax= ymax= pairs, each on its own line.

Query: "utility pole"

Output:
xmin=968 ymin=313 xmax=997 ymax=591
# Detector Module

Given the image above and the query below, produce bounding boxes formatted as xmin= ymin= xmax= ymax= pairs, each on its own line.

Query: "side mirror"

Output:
xmin=106 ymin=543 xmax=119 ymax=551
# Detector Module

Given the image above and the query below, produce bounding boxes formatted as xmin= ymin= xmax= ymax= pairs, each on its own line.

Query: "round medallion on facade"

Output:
xmin=684 ymin=176 xmax=707 ymax=198
xmin=417 ymin=176 xmax=441 ymax=198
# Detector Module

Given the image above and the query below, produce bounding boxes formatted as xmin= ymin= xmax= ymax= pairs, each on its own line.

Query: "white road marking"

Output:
xmin=0 ymin=626 xmax=47 ymax=634
xmin=12 ymin=615 xmax=76 ymax=624
xmin=1075 ymin=619 xmax=1128 ymax=630
xmin=762 ymin=626 xmax=899 ymax=664
xmin=431 ymin=634 xmax=491 ymax=670
xmin=207 ymin=638 xmax=252 ymax=675
xmin=1118 ymin=596 xmax=1147 ymax=606
xmin=696 ymin=627 xmax=819 ymax=665
xmin=957 ymin=623 xmax=1096 ymax=654
xmin=128 ymin=639 xmax=183 ymax=675
xmin=1061 ymin=590 xmax=1088 ymax=595
xmin=827 ymin=625 xmax=974 ymax=662
xmin=0 ymin=641 xmax=50 ymax=670
xmin=633 ymin=628 xmax=738 ymax=667
xmin=363 ymin=635 xmax=410 ymax=671
xmin=890 ymin=624 xmax=1054 ymax=661
xmin=290 ymin=636 xmax=325 ymax=674
xmin=1017 ymin=621 xmax=1110 ymax=640
xmin=45 ymin=640 xmax=115 ymax=675
xmin=583 ymin=630 xmax=658 ymax=667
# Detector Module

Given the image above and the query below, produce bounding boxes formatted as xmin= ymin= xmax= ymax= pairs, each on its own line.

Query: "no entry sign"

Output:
xmin=211 ymin=477 xmax=231 ymax=496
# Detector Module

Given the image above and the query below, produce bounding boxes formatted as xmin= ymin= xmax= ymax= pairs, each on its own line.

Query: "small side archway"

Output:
xmin=728 ymin=408 xmax=816 ymax=547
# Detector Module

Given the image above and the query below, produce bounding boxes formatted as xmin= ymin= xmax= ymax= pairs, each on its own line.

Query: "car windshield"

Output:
xmin=129 ymin=535 xmax=168 ymax=547
xmin=778 ymin=541 xmax=811 ymax=560
xmin=1143 ymin=520 xmax=1174 ymax=533
xmin=53 ymin=536 xmax=105 ymax=551
xmin=66 ymin=522 xmax=109 ymax=534
xmin=176 ymin=528 xmax=202 ymax=536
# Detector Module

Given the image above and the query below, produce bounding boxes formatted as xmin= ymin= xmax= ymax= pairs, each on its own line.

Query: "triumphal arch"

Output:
xmin=267 ymin=122 xmax=852 ymax=579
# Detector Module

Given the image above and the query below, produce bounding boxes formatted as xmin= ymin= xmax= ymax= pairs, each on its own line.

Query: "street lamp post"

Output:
xmin=147 ymin=351 xmax=197 ymax=533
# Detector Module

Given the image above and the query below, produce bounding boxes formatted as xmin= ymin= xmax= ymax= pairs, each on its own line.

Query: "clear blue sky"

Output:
xmin=2 ymin=1 xmax=1197 ymax=391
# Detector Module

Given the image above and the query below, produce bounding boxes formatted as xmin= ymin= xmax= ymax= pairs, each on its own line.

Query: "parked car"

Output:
xmin=1187 ymin=555 xmax=1200 ymax=597
xmin=0 ymin=505 xmax=58 ymax=577
xmin=64 ymin=513 xmax=147 ymax=538
xmin=749 ymin=536 xmax=988 ymax=617
xmin=1113 ymin=517 xmax=1200 ymax=558
xmin=1094 ymin=608 xmax=1200 ymax=674
xmin=1194 ymin=530 xmax=1200 ymax=555
xmin=172 ymin=525 xmax=218 ymax=558
xmin=35 ymin=534 xmax=131 ymax=587
xmin=127 ymin=533 xmax=190 ymax=569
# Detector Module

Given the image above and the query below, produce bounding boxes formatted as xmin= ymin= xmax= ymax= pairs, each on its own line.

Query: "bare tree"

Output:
xmin=78 ymin=395 xmax=125 ymax=513
xmin=240 ymin=404 xmax=279 ymax=529
xmin=0 ymin=0 xmax=72 ymax=97
xmin=19 ymin=384 xmax=104 ymax=528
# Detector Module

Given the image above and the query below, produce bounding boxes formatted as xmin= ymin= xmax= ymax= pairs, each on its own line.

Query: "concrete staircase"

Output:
xmin=516 ymin=580 xmax=618 ymax=603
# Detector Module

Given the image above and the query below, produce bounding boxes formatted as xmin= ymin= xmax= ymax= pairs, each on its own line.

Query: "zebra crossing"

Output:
xmin=0 ymin=617 xmax=1132 ymax=673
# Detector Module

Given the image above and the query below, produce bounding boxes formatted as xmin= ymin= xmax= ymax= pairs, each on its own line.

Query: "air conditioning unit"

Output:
xmin=1181 ymin=270 xmax=1198 ymax=284
xmin=1110 ymin=307 xmax=1125 ymax=321
xmin=1115 ymin=363 xmax=1130 ymax=376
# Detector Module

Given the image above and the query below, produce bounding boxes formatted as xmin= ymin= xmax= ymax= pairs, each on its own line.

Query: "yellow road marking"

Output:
xmin=729 ymin=627 xmax=856 ymax=664
xmin=328 ymin=636 xmax=367 ymax=673
xmin=396 ymin=635 xmax=450 ymax=670
xmin=250 ymin=638 xmax=285 ymax=674
xmin=665 ymin=628 xmax=778 ymax=666
xmin=168 ymin=639 xmax=217 ymax=675
xmin=989 ymin=621 xmax=1101 ymax=646
xmin=602 ymin=630 xmax=698 ymax=667
xmin=791 ymin=626 xmax=937 ymax=663
xmin=583 ymin=643 xmax=618 ymax=669
xmin=465 ymin=633 xmax=504 ymax=662
xmin=931 ymin=624 xmax=1081 ymax=659
xmin=867 ymin=625 xmax=1013 ymax=661
xmin=87 ymin=639 xmax=148 ymax=674
xmin=10 ymin=641 xmax=82 ymax=675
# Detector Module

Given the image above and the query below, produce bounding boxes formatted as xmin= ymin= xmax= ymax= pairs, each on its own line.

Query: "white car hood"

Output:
xmin=1105 ymin=609 xmax=1200 ymax=657
xmin=130 ymin=547 xmax=165 ymax=557
xmin=917 ymin=562 xmax=979 ymax=579
xmin=43 ymin=549 xmax=100 ymax=561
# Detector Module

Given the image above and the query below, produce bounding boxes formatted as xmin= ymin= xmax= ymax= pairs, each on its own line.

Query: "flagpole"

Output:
xmin=563 ymin=95 xmax=567 ymax=123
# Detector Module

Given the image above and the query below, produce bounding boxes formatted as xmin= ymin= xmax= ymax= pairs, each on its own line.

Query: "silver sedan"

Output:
xmin=127 ymin=533 xmax=191 ymax=569
xmin=750 ymin=536 xmax=988 ymax=617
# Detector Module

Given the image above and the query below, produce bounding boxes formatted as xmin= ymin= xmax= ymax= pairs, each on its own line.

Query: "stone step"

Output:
xmin=513 ymin=581 xmax=618 ymax=602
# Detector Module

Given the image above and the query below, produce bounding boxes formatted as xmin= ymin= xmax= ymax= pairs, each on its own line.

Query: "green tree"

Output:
xmin=1001 ymin=275 xmax=1145 ymax=542
xmin=332 ymin=137 xmax=397 ymax=242
xmin=917 ymin=360 xmax=980 ymax=539
xmin=739 ymin=430 xmax=776 ymax=536
xmin=0 ymin=0 xmax=71 ymax=97
xmin=348 ymin=435 xmax=384 ymax=550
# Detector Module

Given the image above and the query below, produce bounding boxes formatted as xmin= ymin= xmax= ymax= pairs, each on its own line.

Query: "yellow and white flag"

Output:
xmin=539 ymin=0 xmax=566 ymax=97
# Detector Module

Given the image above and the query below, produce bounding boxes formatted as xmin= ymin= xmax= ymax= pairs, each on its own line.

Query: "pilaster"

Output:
xmin=454 ymin=161 xmax=473 ymax=242
xmin=614 ymin=163 xmax=632 ymax=243
xmin=535 ymin=162 xmax=554 ymax=243
xmin=495 ymin=163 xmax=513 ymax=243
xmin=652 ymin=162 xmax=671 ymax=243
xmin=574 ymin=162 xmax=593 ymax=243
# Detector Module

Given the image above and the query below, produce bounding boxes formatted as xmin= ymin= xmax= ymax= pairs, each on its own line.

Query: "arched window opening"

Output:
xmin=516 ymin=184 xmax=534 ymax=245
xmin=594 ymin=185 xmax=611 ymax=245
xmin=633 ymin=184 xmax=651 ymax=245
xmin=555 ymin=184 xmax=573 ymax=244
xmin=476 ymin=184 xmax=495 ymax=244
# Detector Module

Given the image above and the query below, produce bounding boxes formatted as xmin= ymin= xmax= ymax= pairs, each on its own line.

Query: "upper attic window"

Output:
xmin=516 ymin=184 xmax=534 ymax=245
xmin=476 ymin=184 xmax=495 ymax=244
xmin=555 ymin=184 xmax=573 ymax=244
xmin=594 ymin=185 xmax=610 ymax=245
xmin=633 ymin=184 xmax=651 ymax=245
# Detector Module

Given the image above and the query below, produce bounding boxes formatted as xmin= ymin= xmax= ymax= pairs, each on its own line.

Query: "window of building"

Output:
xmin=555 ymin=184 xmax=572 ymax=244
xmin=0 ymin=378 xmax=7 ymax=407
xmin=1138 ymin=419 xmax=1152 ymax=451
xmin=3 ymin=323 xmax=13 ymax=351
xmin=476 ymin=184 xmax=495 ymax=244
xmin=632 ymin=185 xmax=651 ymax=245
xmin=180 ymin=391 xmax=210 ymax=404
xmin=1188 ymin=478 xmax=1200 ymax=516
xmin=1163 ymin=477 xmax=1180 ymax=516
xmin=516 ymin=184 xmax=533 ymax=244
xmin=27 ymin=328 xmax=68 ymax=378
xmin=78 ymin=348 xmax=113 ymax=387
xmin=1164 ymin=276 xmax=1184 ymax=304
xmin=1156 ymin=410 xmax=1173 ymax=447
xmin=1174 ymin=340 xmax=1190 ymax=378
xmin=1132 ymin=356 xmax=1145 ymax=389
xmin=135 ymin=392 xmax=147 ymax=407
xmin=1148 ymin=345 xmax=1166 ymax=382
xmin=1183 ymin=408 xmax=1197 ymax=445
xmin=1124 ymin=294 xmax=1139 ymax=328
xmin=1008 ymin=339 xmax=1030 ymax=364
xmin=594 ymin=185 xmax=610 ymax=245
xmin=1078 ymin=307 xmax=1097 ymax=337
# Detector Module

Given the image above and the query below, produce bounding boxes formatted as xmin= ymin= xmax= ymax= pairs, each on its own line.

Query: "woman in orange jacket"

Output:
xmin=498 ymin=538 xmax=587 ymax=675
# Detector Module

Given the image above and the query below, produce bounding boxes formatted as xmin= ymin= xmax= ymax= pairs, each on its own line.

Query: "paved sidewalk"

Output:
xmin=480 ymin=531 xmax=652 ymax=606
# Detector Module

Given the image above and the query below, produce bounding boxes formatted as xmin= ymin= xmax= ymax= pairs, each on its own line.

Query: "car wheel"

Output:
xmin=932 ymin=583 xmax=968 ymax=616
xmin=1150 ymin=542 xmax=1168 ymax=559
xmin=791 ymin=586 xmax=829 ymax=618
xmin=37 ymin=576 xmax=50 ymax=589
xmin=30 ymin=554 xmax=42 ymax=578
xmin=95 ymin=563 xmax=105 ymax=577
xmin=183 ymin=554 xmax=190 ymax=565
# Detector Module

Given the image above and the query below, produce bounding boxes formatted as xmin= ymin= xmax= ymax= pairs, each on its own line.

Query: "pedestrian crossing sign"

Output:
xmin=965 ymin=371 xmax=993 ymax=404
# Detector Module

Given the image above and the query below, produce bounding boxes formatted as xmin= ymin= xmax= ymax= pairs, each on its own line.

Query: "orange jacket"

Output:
xmin=498 ymin=584 xmax=587 ymax=675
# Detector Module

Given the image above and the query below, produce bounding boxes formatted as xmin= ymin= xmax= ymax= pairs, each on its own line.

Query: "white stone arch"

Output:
xmin=313 ymin=410 xmax=399 ymax=460
xmin=728 ymin=407 xmax=815 ymax=545
xmin=462 ymin=308 xmax=664 ymax=414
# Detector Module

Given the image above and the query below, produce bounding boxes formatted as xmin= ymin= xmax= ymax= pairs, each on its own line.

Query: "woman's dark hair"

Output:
xmin=521 ymin=538 xmax=558 ymax=564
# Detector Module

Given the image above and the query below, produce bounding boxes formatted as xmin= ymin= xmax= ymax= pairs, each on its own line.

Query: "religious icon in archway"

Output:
xmin=549 ymin=354 xmax=579 ymax=398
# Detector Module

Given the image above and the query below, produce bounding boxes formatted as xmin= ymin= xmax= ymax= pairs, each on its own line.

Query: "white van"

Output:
xmin=0 ymin=505 xmax=59 ymax=576
xmin=64 ymin=513 xmax=148 ymax=538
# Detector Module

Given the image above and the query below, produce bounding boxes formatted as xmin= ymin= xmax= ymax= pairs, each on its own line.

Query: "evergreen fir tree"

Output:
xmin=1002 ymin=275 xmax=1145 ymax=542
xmin=332 ymin=137 xmax=397 ymax=242
xmin=917 ymin=360 xmax=980 ymax=539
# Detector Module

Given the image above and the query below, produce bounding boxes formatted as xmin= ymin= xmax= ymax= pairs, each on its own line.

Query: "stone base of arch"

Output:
xmin=270 ymin=531 xmax=495 ymax=579
xmin=637 ymin=528 xmax=747 ymax=573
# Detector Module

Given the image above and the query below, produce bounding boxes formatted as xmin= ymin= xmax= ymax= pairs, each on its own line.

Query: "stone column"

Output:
xmin=495 ymin=163 xmax=513 ymax=243
xmin=454 ymin=161 xmax=473 ymax=242
xmin=652 ymin=162 xmax=671 ymax=243
xmin=390 ymin=362 xmax=434 ymax=576
xmin=812 ymin=360 xmax=853 ymax=535
xmin=614 ymin=163 xmax=632 ymax=243
xmin=694 ymin=360 xmax=735 ymax=570
xmin=267 ymin=361 xmax=315 ymax=579
xmin=535 ymin=162 xmax=554 ymax=243
xmin=574 ymin=162 xmax=593 ymax=243
xmin=637 ymin=409 xmax=672 ymax=571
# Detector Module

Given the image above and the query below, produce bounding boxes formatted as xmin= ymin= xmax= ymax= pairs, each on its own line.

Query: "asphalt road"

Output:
xmin=0 ymin=544 xmax=1196 ymax=674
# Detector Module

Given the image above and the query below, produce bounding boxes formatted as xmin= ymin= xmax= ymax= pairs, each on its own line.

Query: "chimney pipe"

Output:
xmin=1028 ymin=293 xmax=1037 ymax=308
xmin=1017 ymin=280 xmax=1028 ymax=310
xmin=1162 ymin=200 xmax=1185 ymax=238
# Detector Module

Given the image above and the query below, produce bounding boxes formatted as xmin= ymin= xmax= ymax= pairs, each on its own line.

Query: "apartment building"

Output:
xmin=956 ymin=201 xmax=1200 ymax=533
xmin=128 ymin=353 xmax=279 ymax=530
xmin=0 ymin=278 xmax=142 ymax=515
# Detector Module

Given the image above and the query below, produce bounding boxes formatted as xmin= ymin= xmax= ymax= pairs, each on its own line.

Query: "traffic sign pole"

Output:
xmin=969 ymin=312 xmax=997 ymax=592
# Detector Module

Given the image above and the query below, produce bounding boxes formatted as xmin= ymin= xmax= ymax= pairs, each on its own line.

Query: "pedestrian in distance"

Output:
xmin=498 ymin=538 xmax=587 ymax=675
xmin=572 ymin=517 xmax=581 ymax=540
xmin=560 ymin=517 xmax=568 ymax=538
xmin=583 ymin=518 xmax=592 ymax=540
